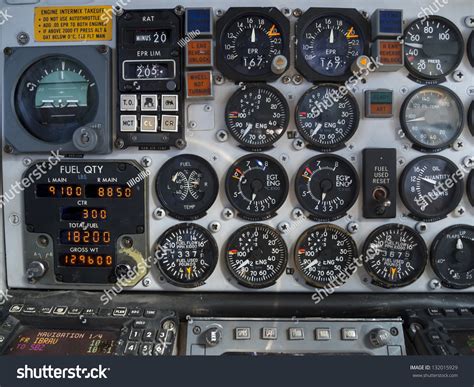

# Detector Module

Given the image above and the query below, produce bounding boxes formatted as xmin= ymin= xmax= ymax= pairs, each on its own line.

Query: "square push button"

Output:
xmin=161 ymin=115 xmax=178 ymax=132
xmin=120 ymin=115 xmax=137 ymax=132
xmin=141 ymin=95 xmax=158 ymax=111
xmin=120 ymin=94 xmax=137 ymax=111
xmin=141 ymin=115 xmax=158 ymax=132
xmin=161 ymin=95 xmax=179 ymax=111
xmin=235 ymin=327 xmax=251 ymax=340
xmin=341 ymin=328 xmax=358 ymax=341
xmin=315 ymin=328 xmax=331 ymax=341
xmin=53 ymin=306 xmax=68 ymax=315
xmin=288 ymin=327 xmax=304 ymax=340
xmin=262 ymin=327 xmax=277 ymax=340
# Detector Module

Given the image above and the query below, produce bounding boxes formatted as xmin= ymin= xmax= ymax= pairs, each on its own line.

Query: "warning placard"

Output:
xmin=34 ymin=6 xmax=113 ymax=42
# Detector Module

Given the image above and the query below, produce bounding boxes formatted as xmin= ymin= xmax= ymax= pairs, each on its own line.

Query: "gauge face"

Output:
xmin=400 ymin=86 xmax=464 ymax=151
xmin=155 ymin=224 xmax=218 ymax=288
xmin=468 ymin=170 xmax=474 ymax=207
xmin=399 ymin=156 xmax=463 ymax=221
xmin=216 ymin=8 xmax=289 ymax=81
xmin=297 ymin=13 xmax=366 ymax=78
xmin=404 ymin=16 xmax=464 ymax=81
xmin=363 ymin=224 xmax=428 ymax=288
xmin=15 ymin=56 xmax=98 ymax=143
xmin=295 ymin=84 xmax=359 ymax=150
xmin=431 ymin=225 xmax=474 ymax=289
xmin=294 ymin=224 xmax=358 ymax=288
xmin=225 ymin=154 xmax=288 ymax=220
xmin=225 ymin=224 xmax=288 ymax=288
xmin=225 ymin=84 xmax=289 ymax=150
xmin=156 ymin=155 xmax=218 ymax=220
xmin=295 ymin=155 xmax=359 ymax=221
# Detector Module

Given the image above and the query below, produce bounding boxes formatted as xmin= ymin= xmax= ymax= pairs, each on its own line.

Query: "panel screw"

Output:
xmin=209 ymin=221 xmax=221 ymax=233
xmin=291 ymin=208 xmax=304 ymax=220
xmin=452 ymin=140 xmax=464 ymax=151
xmin=397 ymin=157 xmax=406 ymax=166
xmin=9 ymin=213 xmax=20 ymax=225
xmin=121 ymin=236 xmax=133 ymax=248
xmin=4 ymin=144 xmax=13 ymax=153
xmin=174 ymin=5 xmax=185 ymax=16
xmin=452 ymin=70 xmax=464 ymax=82
xmin=347 ymin=221 xmax=359 ymax=234
xmin=454 ymin=206 xmax=466 ymax=217
xmin=162 ymin=320 xmax=176 ymax=331
xmin=115 ymin=138 xmax=125 ymax=149
xmin=463 ymin=156 xmax=474 ymax=169
xmin=142 ymin=278 xmax=151 ymax=287
xmin=214 ymin=73 xmax=225 ymax=85
xmin=154 ymin=208 xmax=166 ymax=220
xmin=278 ymin=221 xmax=291 ymax=234
xmin=98 ymin=45 xmax=108 ymax=54
xmin=17 ymin=32 xmax=29 ymax=45
xmin=114 ymin=6 xmax=124 ymax=16
xmin=293 ymin=8 xmax=303 ymax=17
xmin=465 ymin=16 xmax=474 ymax=28
xmin=400 ymin=86 xmax=408 ymax=95
xmin=215 ymin=9 xmax=224 ymax=17
xmin=281 ymin=8 xmax=291 ymax=17
xmin=141 ymin=156 xmax=152 ymax=168
xmin=188 ymin=121 xmax=197 ymax=129
xmin=222 ymin=208 xmax=234 ymax=220
xmin=279 ymin=154 xmax=289 ymax=163
xmin=216 ymin=129 xmax=228 ymax=142
xmin=192 ymin=326 xmax=201 ymax=335
xmin=429 ymin=278 xmax=442 ymax=290
xmin=37 ymin=235 xmax=49 ymax=247
xmin=292 ymin=74 xmax=303 ymax=85
xmin=23 ymin=158 xmax=32 ymax=166
xmin=292 ymin=138 xmax=305 ymax=150
xmin=204 ymin=104 xmax=212 ymax=112
xmin=3 ymin=47 xmax=12 ymax=56
xmin=175 ymin=138 xmax=186 ymax=149
xmin=415 ymin=222 xmax=428 ymax=233
xmin=281 ymin=75 xmax=291 ymax=84
xmin=467 ymin=87 xmax=474 ymax=97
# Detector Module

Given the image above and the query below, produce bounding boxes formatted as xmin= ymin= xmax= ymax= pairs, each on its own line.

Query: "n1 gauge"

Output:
xmin=155 ymin=223 xmax=218 ymax=288
xmin=294 ymin=224 xmax=358 ymax=288
xmin=225 ymin=224 xmax=288 ymax=289
xmin=225 ymin=84 xmax=289 ymax=150
xmin=155 ymin=154 xmax=218 ymax=220
xmin=295 ymin=84 xmax=359 ymax=151
xmin=431 ymin=225 xmax=474 ymax=289
xmin=295 ymin=154 xmax=359 ymax=221
xmin=400 ymin=86 xmax=464 ymax=151
xmin=363 ymin=224 xmax=428 ymax=288
xmin=404 ymin=16 xmax=464 ymax=82
xmin=225 ymin=154 xmax=289 ymax=220
xmin=399 ymin=155 xmax=463 ymax=221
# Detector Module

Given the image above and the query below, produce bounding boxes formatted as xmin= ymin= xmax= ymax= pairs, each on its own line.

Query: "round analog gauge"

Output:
xmin=216 ymin=8 xmax=289 ymax=81
xmin=155 ymin=155 xmax=218 ymax=220
xmin=399 ymin=156 xmax=463 ymax=221
xmin=294 ymin=224 xmax=358 ymax=288
xmin=15 ymin=56 xmax=98 ymax=143
xmin=431 ymin=225 xmax=474 ymax=289
xmin=296 ymin=10 xmax=368 ymax=79
xmin=225 ymin=224 xmax=288 ymax=288
xmin=404 ymin=16 xmax=464 ymax=81
xmin=467 ymin=170 xmax=474 ymax=207
xmin=295 ymin=154 xmax=359 ymax=221
xmin=295 ymin=84 xmax=359 ymax=151
xmin=363 ymin=224 xmax=428 ymax=288
xmin=400 ymin=86 xmax=464 ymax=151
xmin=154 ymin=223 xmax=218 ymax=288
xmin=225 ymin=84 xmax=289 ymax=150
xmin=225 ymin=154 xmax=289 ymax=220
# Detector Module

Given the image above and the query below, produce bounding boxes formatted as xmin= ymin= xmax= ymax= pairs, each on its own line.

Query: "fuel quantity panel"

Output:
xmin=1 ymin=0 xmax=474 ymax=294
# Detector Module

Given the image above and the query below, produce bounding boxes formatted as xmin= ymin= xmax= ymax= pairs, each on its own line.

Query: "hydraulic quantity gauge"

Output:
xmin=362 ymin=224 xmax=428 ymax=288
xmin=216 ymin=7 xmax=290 ymax=82
xmin=403 ymin=16 xmax=464 ymax=82
xmin=431 ymin=225 xmax=474 ymax=289
xmin=400 ymin=86 xmax=464 ymax=151
xmin=295 ymin=8 xmax=369 ymax=82
xmin=225 ymin=224 xmax=288 ymax=289
xmin=155 ymin=155 xmax=219 ymax=220
xmin=294 ymin=224 xmax=358 ymax=288
xmin=225 ymin=154 xmax=289 ymax=221
xmin=399 ymin=156 xmax=463 ymax=221
xmin=155 ymin=223 xmax=218 ymax=288
xmin=225 ymin=84 xmax=289 ymax=150
xmin=295 ymin=154 xmax=359 ymax=221
xmin=295 ymin=84 xmax=359 ymax=151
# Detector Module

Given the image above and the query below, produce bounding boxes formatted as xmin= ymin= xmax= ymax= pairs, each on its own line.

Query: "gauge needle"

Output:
xmin=406 ymin=117 xmax=426 ymax=123
xmin=303 ymin=259 xmax=320 ymax=271
xmin=321 ymin=192 xmax=327 ymax=201
xmin=456 ymin=238 xmax=464 ymax=250
xmin=171 ymin=173 xmax=178 ymax=182
xmin=236 ymin=259 xmax=250 ymax=271
xmin=421 ymin=177 xmax=437 ymax=185
xmin=250 ymin=192 xmax=257 ymax=204
xmin=329 ymin=28 xmax=334 ymax=44
xmin=405 ymin=42 xmax=423 ymax=49
xmin=251 ymin=27 xmax=256 ymax=43
xmin=243 ymin=123 xmax=253 ymax=137
xmin=310 ymin=122 xmax=323 ymax=137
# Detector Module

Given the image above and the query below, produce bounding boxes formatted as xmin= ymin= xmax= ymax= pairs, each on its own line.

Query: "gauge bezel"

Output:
xmin=215 ymin=7 xmax=290 ymax=82
xmin=430 ymin=225 xmax=474 ymax=289
xmin=155 ymin=154 xmax=219 ymax=220
xmin=295 ymin=154 xmax=360 ymax=221
xmin=225 ymin=153 xmax=289 ymax=221
xmin=399 ymin=85 xmax=464 ymax=152
xmin=295 ymin=84 xmax=360 ymax=151
xmin=403 ymin=15 xmax=464 ymax=82
xmin=468 ymin=170 xmax=474 ymax=207
xmin=225 ymin=84 xmax=290 ymax=151
xmin=155 ymin=223 xmax=218 ymax=288
xmin=362 ymin=224 xmax=428 ymax=289
xmin=295 ymin=8 xmax=370 ymax=83
xmin=294 ymin=224 xmax=358 ymax=288
xmin=225 ymin=223 xmax=288 ymax=289
xmin=399 ymin=155 xmax=464 ymax=221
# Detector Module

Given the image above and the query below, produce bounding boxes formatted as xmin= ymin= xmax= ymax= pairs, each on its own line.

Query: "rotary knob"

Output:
xmin=204 ymin=327 xmax=222 ymax=347
xmin=369 ymin=328 xmax=391 ymax=348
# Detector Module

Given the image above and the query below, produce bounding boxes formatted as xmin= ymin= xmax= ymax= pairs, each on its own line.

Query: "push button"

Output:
xmin=341 ymin=328 xmax=358 ymax=340
xmin=161 ymin=95 xmax=178 ymax=111
xmin=52 ymin=306 xmax=68 ymax=315
xmin=234 ymin=327 xmax=251 ymax=340
xmin=161 ymin=115 xmax=178 ymax=132
xmin=141 ymin=95 xmax=158 ymax=111
xmin=315 ymin=328 xmax=331 ymax=341
xmin=124 ymin=341 xmax=139 ymax=355
xmin=120 ymin=115 xmax=137 ymax=132
xmin=140 ymin=115 xmax=158 ymax=132
xmin=288 ymin=327 xmax=304 ymax=340
xmin=120 ymin=94 xmax=137 ymax=111
xmin=262 ymin=327 xmax=277 ymax=340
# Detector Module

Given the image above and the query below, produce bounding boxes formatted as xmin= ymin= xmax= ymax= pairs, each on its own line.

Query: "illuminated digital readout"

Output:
xmin=134 ymin=29 xmax=170 ymax=44
xmin=85 ymin=185 xmax=133 ymax=199
xmin=6 ymin=328 xmax=118 ymax=356
xmin=36 ymin=185 xmax=132 ymax=199
xmin=37 ymin=184 xmax=82 ymax=198
xmin=59 ymin=254 xmax=113 ymax=267
xmin=61 ymin=207 xmax=108 ymax=221
xmin=60 ymin=230 xmax=111 ymax=245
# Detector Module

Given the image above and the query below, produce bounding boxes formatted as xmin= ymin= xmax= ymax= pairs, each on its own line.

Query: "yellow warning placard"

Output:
xmin=34 ymin=6 xmax=113 ymax=42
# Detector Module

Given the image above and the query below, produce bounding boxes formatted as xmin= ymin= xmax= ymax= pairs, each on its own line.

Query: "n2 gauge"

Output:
xmin=225 ymin=154 xmax=289 ymax=220
xmin=295 ymin=84 xmax=359 ymax=151
xmin=216 ymin=8 xmax=290 ymax=82
xmin=225 ymin=224 xmax=288 ymax=289
xmin=295 ymin=8 xmax=369 ymax=82
xmin=225 ymin=84 xmax=289 ymax=150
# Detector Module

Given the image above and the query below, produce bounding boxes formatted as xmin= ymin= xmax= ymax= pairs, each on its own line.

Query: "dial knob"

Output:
xmin=369 ymin=328 xmax=391 ymax=348
xmin=26 ymin=261 xmax=47 ymax=282
xmin=204 ymin=327 xmax=222 ymax=347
